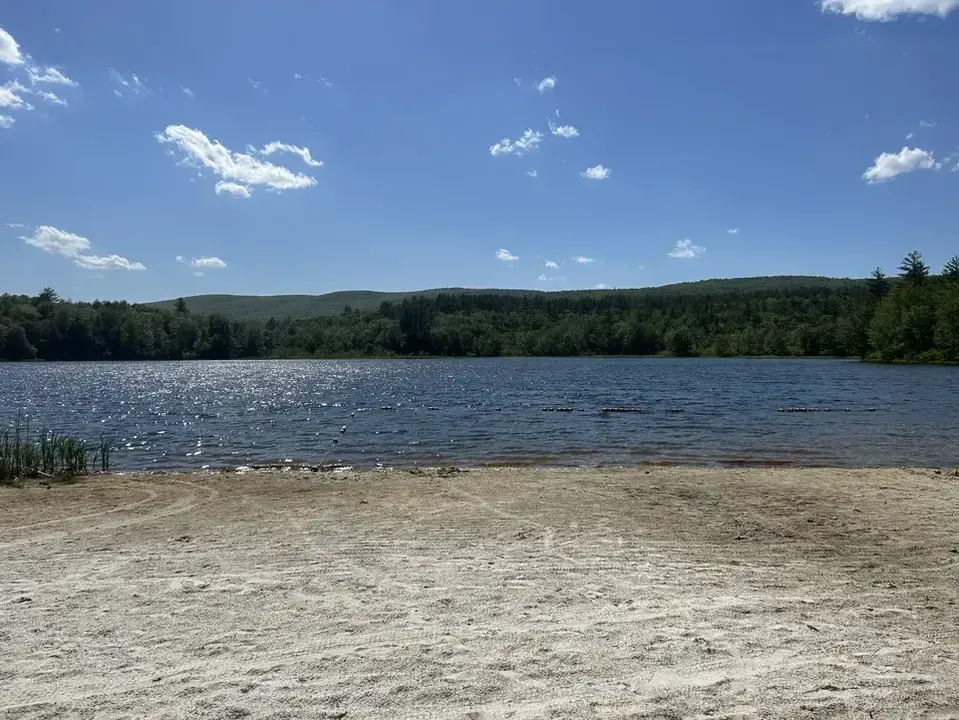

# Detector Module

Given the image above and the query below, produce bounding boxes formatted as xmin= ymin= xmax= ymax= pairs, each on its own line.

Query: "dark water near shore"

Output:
xmin=1 ymin=358 xmax=957 ymax=469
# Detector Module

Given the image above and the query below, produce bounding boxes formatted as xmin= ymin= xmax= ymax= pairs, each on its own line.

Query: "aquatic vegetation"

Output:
xmin=0 ymin=415 xmax=110 ymax=486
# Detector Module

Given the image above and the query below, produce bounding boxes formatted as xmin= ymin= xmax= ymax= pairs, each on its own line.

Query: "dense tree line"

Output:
xmin=2 ymin=252 xmax=959 ymax=362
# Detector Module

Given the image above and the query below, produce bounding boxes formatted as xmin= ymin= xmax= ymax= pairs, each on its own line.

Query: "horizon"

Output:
xmin=7 ymin=272 xmax=876 ymax=305
xmin=3 ymin=1 xmax=959 ymax=302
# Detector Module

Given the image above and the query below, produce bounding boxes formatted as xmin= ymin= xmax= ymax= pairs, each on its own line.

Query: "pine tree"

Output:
xmin=868 ymin=267 xmax=890 ymax=300
xmin=943 ymin=256 xmax=959 ymax=283
xmin=898 ymin=251 xmax=929 ymax=288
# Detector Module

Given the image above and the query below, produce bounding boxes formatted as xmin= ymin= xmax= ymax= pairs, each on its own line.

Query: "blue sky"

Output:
xmin=2 ymin=0 xmax=958 ymax=302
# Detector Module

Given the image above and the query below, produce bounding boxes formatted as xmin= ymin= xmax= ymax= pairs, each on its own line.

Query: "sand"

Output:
xmin=1 ymin=466 xmax=957 ymax=719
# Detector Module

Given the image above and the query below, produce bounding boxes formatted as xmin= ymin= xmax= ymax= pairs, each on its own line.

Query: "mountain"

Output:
xmin=143 ymin=276 xmax=867 ymax=322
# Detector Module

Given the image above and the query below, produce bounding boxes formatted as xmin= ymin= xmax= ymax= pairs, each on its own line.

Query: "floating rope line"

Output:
xmin=322 ymin=410 xmax=356 ymax=465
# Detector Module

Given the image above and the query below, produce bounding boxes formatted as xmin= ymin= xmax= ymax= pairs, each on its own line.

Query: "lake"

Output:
xmin=0 ymin=358 xmax=957 ymax=469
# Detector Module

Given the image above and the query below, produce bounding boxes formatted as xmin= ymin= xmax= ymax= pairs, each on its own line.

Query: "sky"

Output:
xmin=1 ymin=0 xmax=958 ymax=302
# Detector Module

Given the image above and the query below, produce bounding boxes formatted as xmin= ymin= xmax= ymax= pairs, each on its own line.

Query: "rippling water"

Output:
xmin=0 ymin=359 xmax=957 ymax=469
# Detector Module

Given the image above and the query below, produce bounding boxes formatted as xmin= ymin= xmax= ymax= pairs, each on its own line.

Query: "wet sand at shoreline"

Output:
xmin=1 ymin=467 xmax=957 ymax=718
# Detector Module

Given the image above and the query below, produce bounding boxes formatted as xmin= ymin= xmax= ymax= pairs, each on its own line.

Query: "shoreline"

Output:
xmin=2 ymin=466 xmax=957 ymax=717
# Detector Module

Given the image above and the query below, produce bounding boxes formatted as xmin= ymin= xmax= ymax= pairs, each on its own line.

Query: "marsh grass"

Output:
xmin=0 ymin=415 xmax=111 ymax=486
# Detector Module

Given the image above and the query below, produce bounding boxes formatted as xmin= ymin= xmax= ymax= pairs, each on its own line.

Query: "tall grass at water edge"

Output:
xmin=0 ymin=416 xmax=111 ymax=486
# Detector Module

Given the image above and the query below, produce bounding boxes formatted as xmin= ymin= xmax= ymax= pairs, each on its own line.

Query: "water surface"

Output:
xmin=1 ymin=358 xmax=956 ymax=469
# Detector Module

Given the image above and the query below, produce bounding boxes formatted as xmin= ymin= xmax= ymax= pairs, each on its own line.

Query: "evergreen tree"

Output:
xmin=898 ymin=251 xmax=929 ymax=288
xmin=868 ymin=268 xmax=890 ymax=300
xmin=942 ymin=256 xmax=959 ymax=283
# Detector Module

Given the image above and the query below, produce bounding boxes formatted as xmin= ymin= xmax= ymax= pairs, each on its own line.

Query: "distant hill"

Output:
xmin=143 ymin=276 xmax=867 ymax=321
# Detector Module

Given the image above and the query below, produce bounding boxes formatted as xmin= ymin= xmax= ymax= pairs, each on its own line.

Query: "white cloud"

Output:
xmin=175 ymin=256 xmax=185 ymax=264
xmin=862 ymin=146 xmax=937 ymax=183
xmin=489 ymin=129 xmax=544 ymax=157
xmin=255 ymin=141 xmax=324 ymax=167
xmin=536 ymin=75 xmax=557 ymax=93
xmin=215 ymin=181 xmax=253 ymax=198
xmin=0 ymin=114 xmax=13 ymax=129
xmin=190 ymin=256 xmax=227 ymax=269
xmin=6 ymin=222 xmax=26 ymax=228
xmin=545 ymin=260 xmax=559 ymax=269
xmin=496 ymin=248 xmax=519 ymax=262
xmin=0 ymin=27 xmax=24 ymax=65
xmin=294 ymin=72 xmax=306 ymax=80
xmin=21 ymin=225 xmax=145 ymax=270
xmin=906 ymin=132 xmax=914 ymax=140
xmin=0 ymin=80 xmax=33 ymax=110
xmin=33 ymin=88 xmax=66 ymax=106
xmin=248 ymin=78 xmax=261 ymax=89
xmin=526 ymin=169 xmax=538 ymax=178
xmin=573 ymin=256 xmax=594 ymax=264
xmin=181 ymin=86 xmax=194 ymax=97
xmin=919 ymin=119 xmax=938 ymax=128
xmin=820 ymin=0 xmax=959 ymax=19
xmin=193 ymin=271 xmax=204 ymax=277
xmin=74 ymin=254 xmax=146 ymax=271
xmin=513 ymin=77 xmax=522 ymax=87
xmin=27 ymin=65 xmax=76 ymax=86
xmin=110 ymin=69 xmax=146 ymax=95
xmin=156 ymin=125 xmax=317 ymax=194
xmin=669 ymin=239 xmax=705 ymax=259
xmin=549 ymin=120 xmax=579 ymax=138
xmin=317 ymin=76 xmax=332 ymax=88
xmin=594 ymin=284 xmax=608 ymax=290
xmin=581 ymin=164 xmax=610 ymax=180
xmin=727 ymin=228 xmax=740 ymax=235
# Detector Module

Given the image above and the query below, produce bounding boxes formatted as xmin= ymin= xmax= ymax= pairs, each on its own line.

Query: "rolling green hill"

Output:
xmin=143 ymin=276 xmax=867 ymax=321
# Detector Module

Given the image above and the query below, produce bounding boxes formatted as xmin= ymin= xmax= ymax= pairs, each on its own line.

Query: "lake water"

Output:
xmin=0 ymin=359 xmax=957 ymax=469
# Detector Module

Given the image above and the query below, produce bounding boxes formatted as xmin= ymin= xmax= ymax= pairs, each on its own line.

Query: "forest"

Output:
xmin=2 ymin=252 xmax=958 ymax=363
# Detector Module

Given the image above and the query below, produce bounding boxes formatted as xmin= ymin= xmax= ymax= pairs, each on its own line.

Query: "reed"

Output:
xmin=0 ymin=415 xmax=111 ymax=486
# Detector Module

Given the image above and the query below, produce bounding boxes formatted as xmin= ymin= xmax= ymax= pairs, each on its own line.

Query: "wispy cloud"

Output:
xmin=175 ymin=256 xmax=185 ymax=264
xmin=248 ymin=77 xmax=262 ymax=90
xmin=669 ymin=239 xmax=705 ymax=259
xmin=294 ymin=72 xmax=306 ymax=80
xmin=0 ymin=114 xmax=13 ymax=129
xmin=254 ymin=141 xmax=324 ymax=167
xmin=581 ymin=164 xmax=610 ymax=180
xmin=317 ymin=76 xmax=332 ymax=88
xmin=496 ymin=248 xmax=519 ymax=262
xmin=919 ymin=119 xmax=938 ymax=128
xmin=549 ymin=119 xmax=579 ymax=138
xmin=862 ymin=146 xmax=938 ymax=183
xmin=215 ymin=181 xmax=253 ymax=198
xmin=573 ymin=256 xmax=594 ymax=264
xmin=33 ymin=88 xmax=66 ymax=106
xmin=26 ymin=65 xmax=76 ymax=86
xmin=110 ymin=68 xmax=146 ymax=96
xmin=21 ymin=225 xmax=145 ymax=270
xmin=0 ymin=79 xmax=34 ymax=111
xmin=594 ymin=284 xmax=608 ymax=290
xmin=0 ymin=26 xmax=24 ymax=65
xmin=545 ymin=260 xmax=559 ymax=269
xmin=727 ymin=228 xmax=740 ymax=235
xmin=489 ymin=129 xmax=543 ymax=157
xmin=156 ymin=125 xmax=318 ymax=195
xmin=5 ymin=222 xmax=26 ymax=228
xmin=906 ymin=132 xmax=915 ymax=140
xmin=820 ymin=0 xmax=959 ymax=20
xmin=180 ymin=86 xmax=194 ymax=97
xmin=513 ymin=77 xmax=522 ymax=87
xmin=536 ymin=75 xmax=557 ymax=94
xmin=525 ymin=169 xmax=538 ymax=178
xmin=190 ymin=256 xmax=226 ymax=269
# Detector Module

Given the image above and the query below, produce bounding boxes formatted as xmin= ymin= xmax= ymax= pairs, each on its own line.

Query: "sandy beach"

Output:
xmin=1 ymin=466 xmax=957 ymax=719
